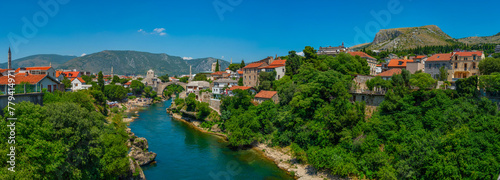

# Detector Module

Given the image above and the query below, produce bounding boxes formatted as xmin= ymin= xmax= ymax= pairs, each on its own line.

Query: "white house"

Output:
xmin=259 ymin=59 xmax=286 ymax=80
xmin=212 ymin=79 xmax=238 ymax=99
xmin=186 ymin=81 xmax=210 ymax=94
xmin=71 ymin=77 xmax=92 ymax=91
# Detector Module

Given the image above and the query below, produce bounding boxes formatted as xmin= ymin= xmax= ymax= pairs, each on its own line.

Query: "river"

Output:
xmin=128 ymin=99 xmax=294 ymax=180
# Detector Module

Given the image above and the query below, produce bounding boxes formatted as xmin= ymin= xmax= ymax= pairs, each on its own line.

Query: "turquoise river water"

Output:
xmin=127 ymin=99 xmax=294 ymax=180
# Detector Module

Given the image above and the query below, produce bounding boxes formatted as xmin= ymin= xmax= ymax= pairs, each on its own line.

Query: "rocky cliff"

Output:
xmin=367 ymin=25 xmax=455 ymax=50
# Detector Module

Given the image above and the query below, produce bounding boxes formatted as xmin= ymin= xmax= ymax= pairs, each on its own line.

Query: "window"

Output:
xmin=282 ymin=68 xmax=284 ymax=72
xmin=473 ymin=55 xmax=476 ymax=60
xmin=455 ymin=56 xmax=458 ymax=60
xmin=464 ymin=63 xmax=468 ymax=70
xmin=472 ymin=62 xmax=476 ymax=69
xmin=454 ymin=63 xmax=457 ymax=69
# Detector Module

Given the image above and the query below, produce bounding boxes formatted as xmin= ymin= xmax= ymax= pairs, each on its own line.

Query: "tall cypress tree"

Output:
xmin=98 ymin=71 xmax=105 ymax=92
xmin=241 ymin=60 xmax=245 ymax=68
xmin=215 ymin=59 xmax=220 ymax=72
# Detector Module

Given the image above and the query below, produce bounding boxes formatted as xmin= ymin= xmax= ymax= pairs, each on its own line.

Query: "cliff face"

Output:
xmin=367 ymin=25 xmax=456 ymax=50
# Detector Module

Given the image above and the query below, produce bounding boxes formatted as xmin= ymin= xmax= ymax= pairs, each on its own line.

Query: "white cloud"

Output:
xmin=81 ymin=53 xmax=87 ymax=57
xmin=296 ymin=51 xmax=305 ymax=56
xmin=138 ymin=28 xmax=167 ymax=36
xmin=183 ymin=57 xmax=193 ymax=60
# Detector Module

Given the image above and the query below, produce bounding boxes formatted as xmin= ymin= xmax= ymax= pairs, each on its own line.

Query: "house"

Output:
xmin=448 ymin=51 xmax=484 ymax=81
xmin=254 ymin=90 xmax=279 ymax=104
xmin=57 ymin=71 xmax=81 ymax=82
xmin=0 ymin=73 xmax=63 ymax=94
xmin=186 ymin=81 xmax=210 ymax=94
xmin=243 ymin=61 xmax=268 ymax=87
xmin=376 ymin=64 xmax=382 ymax=74
xmin=212 ymin=79 xmax=238 ymax=99
xmin=259 ymin=59 xmax=287 ymax=80
xmin=376 ymin=68 xmax=402 ymax=80
xmin=124 ymin=81 xmax=132 ymax=88
xmin=387 ymin=59 xmax=413 ymax=70
xmin=406 ymin=58 xmax=426 ymax=74
xmin=348 ymin=52 xmax=378 ymax=75
xmin=71 ymin=77 xmax=92 ymax=91
xmin=211 ymin=71 xmax=229 ymax=80
xmin=226 ymin=86 xmax=257 ymax=96
xmin=317 ymin=43 xmax=349 ymax=56
xmin=425 ymin=53 xmax=453 ymax=79
xmin=16 ymin=67 xmax=58 ymax=80
xmin=237 ymin=70 xmax=243 ymax=79
xmin=169 ymin=77 xmax=179 ymax=82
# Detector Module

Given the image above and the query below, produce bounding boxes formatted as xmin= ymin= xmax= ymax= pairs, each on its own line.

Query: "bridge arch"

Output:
xmin=155 ymin=82 xmax=187 ymax=96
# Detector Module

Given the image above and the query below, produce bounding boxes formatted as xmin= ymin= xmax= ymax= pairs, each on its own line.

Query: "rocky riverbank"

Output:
xmin=123 ymin=127 xmax=157 ymax=180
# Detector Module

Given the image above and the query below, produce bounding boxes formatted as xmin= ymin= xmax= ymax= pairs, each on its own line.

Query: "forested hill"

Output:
xmin=0 ymin=54 xmax=77 ymax=69
xmin=57 ymin=50 xmax=230 ymax=75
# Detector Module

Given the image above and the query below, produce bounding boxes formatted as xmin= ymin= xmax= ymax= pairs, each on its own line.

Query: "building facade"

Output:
xmin=317 ymin=43 xmax=349 ymax=56
xmin=212 ymin=79 xmax=238 ymax=98
xmin=448 ymin=51 xmax=484 ymax=81
xmin=425 ymin=53 xmax=452 ymax=79
xmin=259 ymin=59 xmax=286 ymax=80
xmin=254 ymin=90 xmax=279 ymax=104
xmin=243 ymin=62 xmax=267 ymax=87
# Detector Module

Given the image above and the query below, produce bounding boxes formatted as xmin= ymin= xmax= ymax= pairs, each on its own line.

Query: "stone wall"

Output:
xmin=351 ymin=93 xmax=385 ymax=107
xmin=0 ymin=93 xmax=44 ymax=114
xmin=209 ymin=99 xmax=221 ymax=112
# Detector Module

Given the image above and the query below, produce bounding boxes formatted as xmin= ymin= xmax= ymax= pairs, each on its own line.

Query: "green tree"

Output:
xmin=238 ymin=77 xmax=243 ymax=86
xmin=478 ymin=57 xmax=500 ymax=75
xmin=130 ymin=80 xmax=145 ymax=95
xmin=285 ymin=50 xmax=303 ymax=76
xmin=456 ymin=75 xmax=478 ymax=97
xmin=179 ymin=76 xmax=189 ymax=83
xmin=258 ymin=71 xmax=277 ymax=91
xmin=241 ymin=60 xmax=245 ymax=68
xmin=193 ymin=73 xmax=208 ymax=81
xmin=409 ymin=73 xmax=437 ymax=90
xmin=104 ymin=84 xmax=128 ymax=101
xmin=98 ymin=71 xmax=105 ymax=92
xmin=228 ymin=64 xmax=242 ymax=72
xmin=186 ymin=93 xmax=197 ymax=111
xmin=81 ymin=75 xmax=92 ymax=84
xmin=215 ymin=59 xmax=220 ymax=72
xmin=438 ymin=66 xmax=448 ymax=81
xmin=62 ymin=76 xmax=72 ymax=89
xmin=158 ymin=73 xmax=170 ymax=82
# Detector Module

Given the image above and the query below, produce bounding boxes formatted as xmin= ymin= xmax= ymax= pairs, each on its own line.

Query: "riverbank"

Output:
xmin=167 ymin=107 xmax=340 ymax=180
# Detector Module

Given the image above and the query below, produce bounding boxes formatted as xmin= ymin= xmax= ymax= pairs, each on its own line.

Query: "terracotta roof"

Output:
xmin=454 ymin=51 xmax=483 ymax=57
xmin=260 ymin=60 xmax=287 ymax=69
xmin=427 ymin=53 xmax=452 ymax=62
xmin=388 ymin=59 xmax=413 ymax=68
xmin=71 ymin=77 xmax=86 ymax=83
xmin=237 ymin=70 xmax=243 ymax=75
xmin=377 ymin=68 xmax=402 ymax=77
xmin=243 ymin=62 xmax=265 ymax=69
xmin=0 ymin=69 xmax=11 ymax=73
xmin=15 ymin=66 xmax=52 ymax=73
xmin=0 ymin=74 xmax=48 ymax=84
xmin=228 ymin=86 xmax=253 ymax=91
xmin=59 ymin=71 xmax=80 ymax=78
xmin=254 ymin=90 xmax=277 ymax=99
xmin=348 ymin=52 xmax=376 ymax=59
xmin=211 ymin=71 xmax=228 ymax=76
xmin=413 ymin=55 xmax=427 ymax=59
xmin=125 ymin=81 xmax=132 ymax=85
xmin=376 ymin=64 xmax=382 ymax=67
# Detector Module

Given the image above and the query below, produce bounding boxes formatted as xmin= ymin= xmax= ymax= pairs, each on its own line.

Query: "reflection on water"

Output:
xmin=128 ymin=100 xmax=293 ymax=180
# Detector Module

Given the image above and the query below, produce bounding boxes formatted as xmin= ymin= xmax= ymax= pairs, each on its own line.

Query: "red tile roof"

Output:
xmin=243 ymin=62 xmax=265 ymax=69
xmin=125 ymin=81 xmax=132 ymax=85
xmin=388 ymin=59 xmax=413 ymax=68
xmin=254 ymin=90 xmax=277 ymax=99
xmin=15 ymin=66 xmax=52 ymax=73
xmin=376 ymin=64 xmax=382 ymax=67
xmin=427 ymin=53 xmax=452 ymax=62
xmin=59 ymin=71 xmax=80 ymax=78
xmin=71 ymin=77 xmax=86 ymax=83
xmin=228 ymin=86 xmax=253 ymax=91
xmin=211 ymin=71 xmax=228 ymax=76
xmin=261 ymin=60 xmax=287 ymax=69
xmin=0 ymin=69 xmax=11 ymax=73
xmin=348 ymin=52 xmax=376 ymax=59
xmin=0 ymin=74 xmax=48 ymax=84
xmin=237 ymin=70 xmax=243 ymax=75
xmin=377 ymin=68 xmax=402 ymax=77
xmin=413 ymin=55 xmax=427 ymax=59
xmin=454 ymin=51 xmax=483 ymax=57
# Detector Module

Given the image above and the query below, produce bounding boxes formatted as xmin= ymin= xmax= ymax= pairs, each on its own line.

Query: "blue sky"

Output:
xmin=0 ymin=0 xmax=499 ymax=63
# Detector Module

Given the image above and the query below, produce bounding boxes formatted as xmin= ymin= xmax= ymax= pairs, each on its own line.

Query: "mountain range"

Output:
xmin=6 ymin=51 xmax=230 ymax=76
xmin=356 ymin=25 xmax=500 ymax=51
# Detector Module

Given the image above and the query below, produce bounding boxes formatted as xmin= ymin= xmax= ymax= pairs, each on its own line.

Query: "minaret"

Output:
xmin=111 ymin=66 xmax=114 ymax=77
xmin=230 ymin=58 xmax=233 ymax=64
xmin=49 ymin=62 xmax=52 ymax=67
xmin=189 ymin=65 xmax=192 ymax=80
xmin=8 ymin=47 xmax=12 ymax=69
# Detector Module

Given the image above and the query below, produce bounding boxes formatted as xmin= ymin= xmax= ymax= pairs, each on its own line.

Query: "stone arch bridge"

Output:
xmin=151 ymin=82 xmax=187 ymax=96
